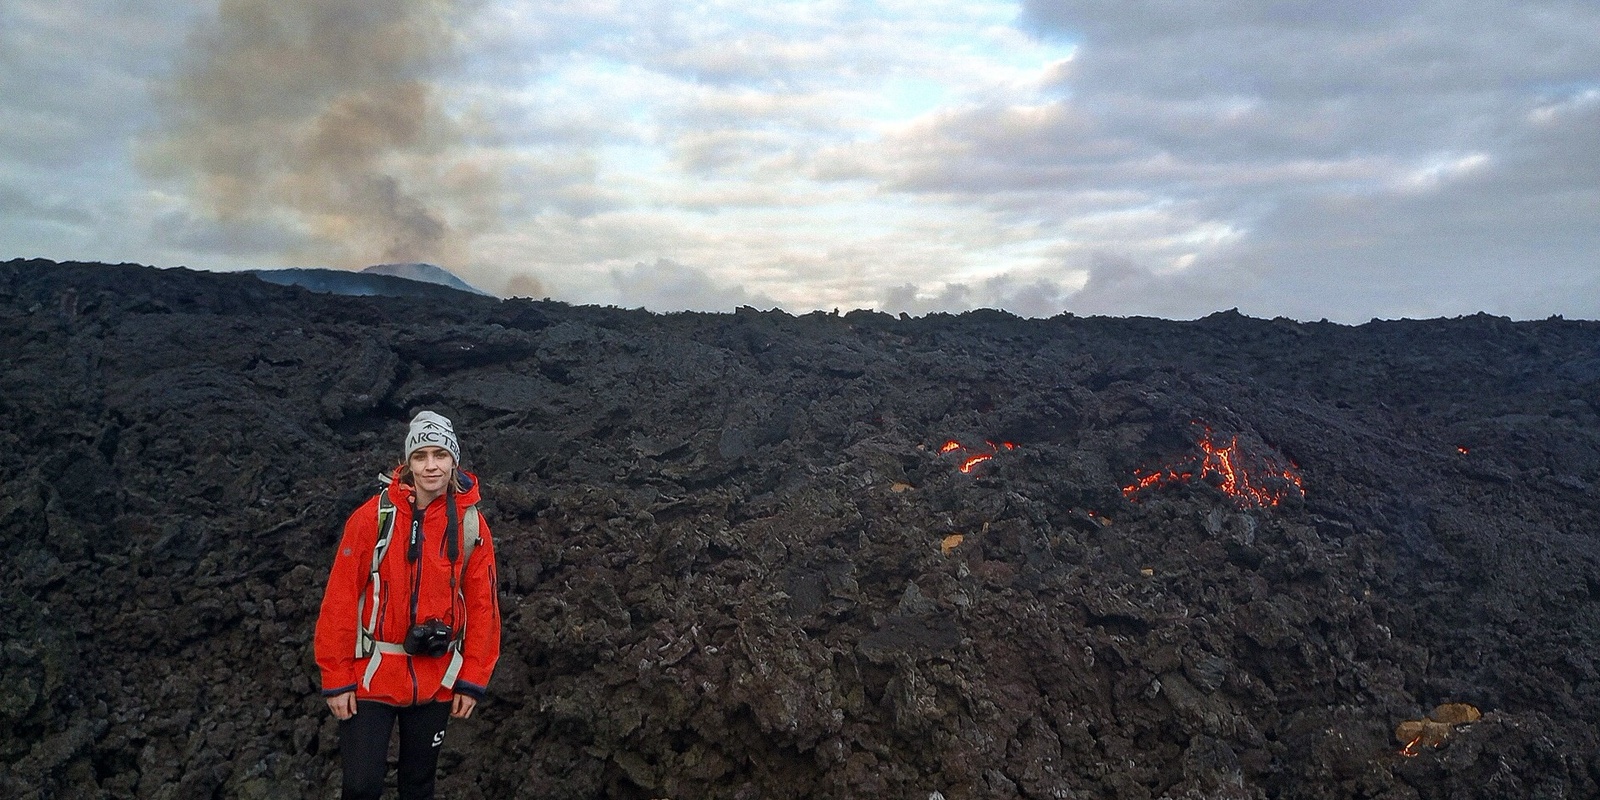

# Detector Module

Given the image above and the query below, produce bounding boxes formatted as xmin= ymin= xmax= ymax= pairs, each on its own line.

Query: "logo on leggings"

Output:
xmin=432 ymin=731 xmax=445 ymax=748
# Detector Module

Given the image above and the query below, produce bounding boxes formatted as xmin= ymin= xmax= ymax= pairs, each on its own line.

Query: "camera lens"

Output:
xmin=405 ymin=619 xmax=454 ymax=657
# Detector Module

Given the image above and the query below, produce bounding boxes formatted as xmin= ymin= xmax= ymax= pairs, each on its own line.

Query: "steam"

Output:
xmin=880 ymin=273 xmax=1080 ymax=319
xmin=142 ymin=0 xmax=496 ymax=268
xmin=607 ymin=260 xmax=782 ymax=312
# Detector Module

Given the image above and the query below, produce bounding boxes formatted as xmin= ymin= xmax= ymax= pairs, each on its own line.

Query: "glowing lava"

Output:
xmin=941 ymin=440 xmax=1017 ymax=474
xmin=1399 ymin=736 xmax=1423 ymax=758
xmin=1123 ymin=426 xmax=1303 ymax=508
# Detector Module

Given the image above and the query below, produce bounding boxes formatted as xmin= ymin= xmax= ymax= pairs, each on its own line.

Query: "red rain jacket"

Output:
xmin=315 ymin=469 xmax=501 ymax=705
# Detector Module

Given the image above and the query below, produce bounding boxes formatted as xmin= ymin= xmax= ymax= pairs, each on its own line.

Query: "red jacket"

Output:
xmin=315 ymin=469 xmax=501 ymax=705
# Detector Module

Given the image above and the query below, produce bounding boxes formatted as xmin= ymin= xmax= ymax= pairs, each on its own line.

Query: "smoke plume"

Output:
xmin=142 ymin=0 xmax=496 ymax=269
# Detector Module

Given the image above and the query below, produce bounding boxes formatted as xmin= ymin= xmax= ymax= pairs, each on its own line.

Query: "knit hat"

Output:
xmin=404 ymin=411 xmax=461 ymax=464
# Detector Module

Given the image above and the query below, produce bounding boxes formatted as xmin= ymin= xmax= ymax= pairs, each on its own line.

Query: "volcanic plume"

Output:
xmin=139 ymin=0 xmax=499 ymax=270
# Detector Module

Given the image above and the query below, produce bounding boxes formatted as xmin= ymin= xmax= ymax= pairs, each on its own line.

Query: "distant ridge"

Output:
xmin=361 ymin=262 xmax=491 ymax=296
xmin=247 ymin=262 xmax=492 ymax=299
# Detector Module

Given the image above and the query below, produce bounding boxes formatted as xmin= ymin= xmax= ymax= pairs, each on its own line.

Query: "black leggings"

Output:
xmin=339 ymin=700 xmax=451 ymax=800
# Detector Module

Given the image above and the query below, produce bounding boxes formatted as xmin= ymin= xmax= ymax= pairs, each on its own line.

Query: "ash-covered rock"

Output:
xmin=2 ymin=259 xmax=1599 ymax=799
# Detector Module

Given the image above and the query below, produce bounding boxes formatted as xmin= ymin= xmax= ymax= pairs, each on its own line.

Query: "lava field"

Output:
xmin=3 ymin=258 xmax=1600 ymax=799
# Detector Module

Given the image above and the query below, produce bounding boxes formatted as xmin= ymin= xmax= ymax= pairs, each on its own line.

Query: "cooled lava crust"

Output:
xmin=3 ymin=259 xmax=1599 ymax=799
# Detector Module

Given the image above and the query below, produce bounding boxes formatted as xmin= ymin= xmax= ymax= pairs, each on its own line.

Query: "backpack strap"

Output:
xmin=435 ymin=512 xmax=471 ymax=691
xmin=441 ymin=504 xmax=483 ymax=691
xmin=355 ymin=490 xmax=399 ymax=659
xmin=462 ymin=505 xmax=481 ymax=562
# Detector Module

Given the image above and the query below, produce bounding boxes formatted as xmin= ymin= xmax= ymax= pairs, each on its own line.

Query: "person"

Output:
xmin=315 ymin=411 xmax=501 ymax=799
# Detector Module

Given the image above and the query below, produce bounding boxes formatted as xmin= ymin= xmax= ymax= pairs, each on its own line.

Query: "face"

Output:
xmin=408 ymin=446 xmax=456 ymax=494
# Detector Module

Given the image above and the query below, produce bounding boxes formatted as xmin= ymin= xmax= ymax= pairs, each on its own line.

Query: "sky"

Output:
xmin=1 ymin=0 xmax=1596 ymax=321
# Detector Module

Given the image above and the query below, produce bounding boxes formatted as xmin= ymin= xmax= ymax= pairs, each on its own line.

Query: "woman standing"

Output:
xmin=315 ymin=411 xmax=501 ymax=799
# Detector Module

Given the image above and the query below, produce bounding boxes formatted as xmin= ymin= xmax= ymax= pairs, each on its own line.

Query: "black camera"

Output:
xmin=403 ymin=619 xmax=454 ymax=657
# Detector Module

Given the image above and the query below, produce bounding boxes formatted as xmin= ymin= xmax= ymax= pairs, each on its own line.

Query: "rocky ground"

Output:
xmin=2 ymin=258 xmax=1599 ymax=799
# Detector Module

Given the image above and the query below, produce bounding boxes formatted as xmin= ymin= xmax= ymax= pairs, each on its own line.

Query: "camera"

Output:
xmin=403 ymin=619 xmax=454 ymax=657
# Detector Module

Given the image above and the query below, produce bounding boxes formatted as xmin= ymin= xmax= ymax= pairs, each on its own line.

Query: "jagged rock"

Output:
xmin=2 ymin=259 xmax=1600 ymax=799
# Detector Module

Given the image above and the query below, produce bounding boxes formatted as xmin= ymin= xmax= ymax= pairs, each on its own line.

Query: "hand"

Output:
xmin=451 ymin=694 xmax=478 ymax=719
xmin=326 ymin=691 xmax=357 ymax=720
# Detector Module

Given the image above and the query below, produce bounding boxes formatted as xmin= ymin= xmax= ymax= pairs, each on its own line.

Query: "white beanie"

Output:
xmin=404 ymin=411 xmax=461 ymax=463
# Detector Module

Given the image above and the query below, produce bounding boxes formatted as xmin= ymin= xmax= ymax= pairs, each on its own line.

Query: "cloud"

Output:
xmin=1064 ymin=253 xmax=1255 ymax=319
xmin=1021 ymin=0 xmax=1599 ymax=102
xmin=607 ymin=259 xmax=782 ymax=312
xmin=3 ymin=1 xmax=1596 ymax=321
xmin=137 ymin=0 xmax=503 ymax=269
xmin=0 ymin=2 xmax=193 ymax=263
xmin=877 ymin=250 xmax=1267 ymax=320
xmin=0 ymin=185 xmax=96 ymax=228
xmin=881 ymin=273 xmax=1081 ymax=318
xmin=819 ymin=0 xmax=1600 ymax=320
xmin=150 ymin=210 xmax=307 ymax=258
xmin=1215 ymin=92 xmax=1600 ymax=321
xmin=0 ymin=2 xmax=185 ymax=167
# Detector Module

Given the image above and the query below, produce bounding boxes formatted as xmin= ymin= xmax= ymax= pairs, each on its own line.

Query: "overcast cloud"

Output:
xmin=1 ymin=0 xmax=1595 ymax=320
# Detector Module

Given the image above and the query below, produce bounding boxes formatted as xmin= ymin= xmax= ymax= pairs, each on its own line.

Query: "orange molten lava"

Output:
xmin=1123 ymin=426 xmax=1304 ymax=508
xmin=1399 ymin=736 xmax=1423 ymax=758
xmin=940 ymin=439 xmax=1017 ymax=474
